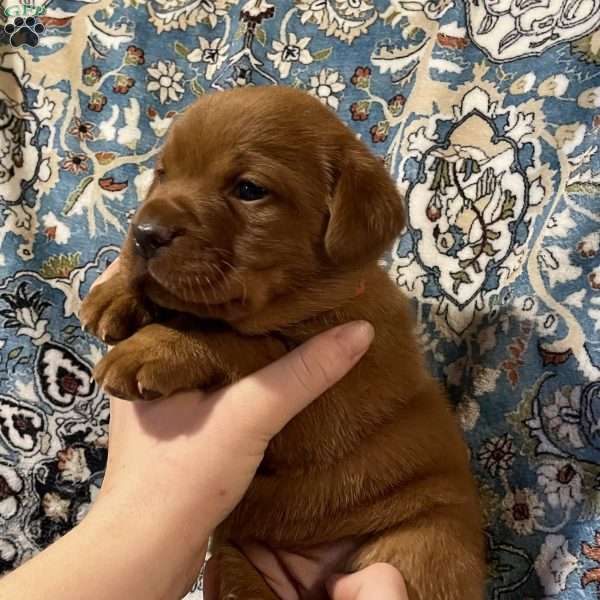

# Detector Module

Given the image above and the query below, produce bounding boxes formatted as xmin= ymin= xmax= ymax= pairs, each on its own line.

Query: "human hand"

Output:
xmin=203 ymin=544 xmax=410 ymax=600
xmin=87 ymin=259 xmax=375 ymax=596
xmin=327 ymin=563 xmax=409 ymax=599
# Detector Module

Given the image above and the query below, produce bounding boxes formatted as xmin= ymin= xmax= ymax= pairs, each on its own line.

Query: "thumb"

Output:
xmin=214 ymin=321 xmax=374 ymax=441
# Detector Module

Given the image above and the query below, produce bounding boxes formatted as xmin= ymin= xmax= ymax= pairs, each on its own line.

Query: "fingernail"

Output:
xmin=334 ymin=320 xmax=374 ymax=361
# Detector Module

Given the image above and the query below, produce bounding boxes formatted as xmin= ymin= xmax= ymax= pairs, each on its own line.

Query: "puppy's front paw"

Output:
xmin=80 ymin=276 xmax=153 ymax=344
xmin=93 ymin=324 xmax=222 ymax=401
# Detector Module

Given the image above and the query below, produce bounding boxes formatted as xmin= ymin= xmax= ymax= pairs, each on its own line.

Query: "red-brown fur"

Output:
xmin=80 ymin=86 xmax=485 ymax=600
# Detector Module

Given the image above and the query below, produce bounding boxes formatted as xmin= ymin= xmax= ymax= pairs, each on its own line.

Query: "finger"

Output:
xmin=326 ymin=564 xmax=408 ymax=600
xmin=214 ymin=321 xmax=374 ymax=442
xmin=91 ymin=257 xmax=120 ymax=290
xmin=239 ymin=543 xmax=300 ymax=600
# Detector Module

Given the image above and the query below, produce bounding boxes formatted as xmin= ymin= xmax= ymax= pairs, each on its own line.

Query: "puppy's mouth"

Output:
xmin=141 ymin=261 xmax=247 ymax=312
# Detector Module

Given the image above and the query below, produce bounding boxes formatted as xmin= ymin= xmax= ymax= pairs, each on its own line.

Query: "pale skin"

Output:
xmin=0 ymin=261 xmax=409 ymax=600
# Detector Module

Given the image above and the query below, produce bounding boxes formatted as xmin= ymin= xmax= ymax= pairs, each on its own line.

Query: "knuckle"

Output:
xmin=289 ymin=344 xmax=337 ymax=396
xmin=288 ymin=349 xmax=317 ymax=396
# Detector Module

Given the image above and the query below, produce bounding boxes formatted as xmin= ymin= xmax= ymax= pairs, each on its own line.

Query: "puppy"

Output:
xmin=80 ymin=86 xmax=485 ymax=600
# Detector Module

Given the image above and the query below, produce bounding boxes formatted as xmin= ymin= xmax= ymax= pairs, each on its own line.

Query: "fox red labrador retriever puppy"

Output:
xmin=80 ymin=86 xmax=485 ymax=600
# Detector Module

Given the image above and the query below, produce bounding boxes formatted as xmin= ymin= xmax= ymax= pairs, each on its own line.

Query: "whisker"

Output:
xmin=190 ymin=271 xmax=210 ymax=306
xmin=153 ymin=251 xmax=252 ymax=309
xmin=205 ymin=270 xmax=218 ymax=303
xmin=212 ymin=263 xmax=227 ymax=295
xmin=221 ymin=260 xmax=248 ymax=305
xmin=177 ymin=271 xmax=203 ymax=305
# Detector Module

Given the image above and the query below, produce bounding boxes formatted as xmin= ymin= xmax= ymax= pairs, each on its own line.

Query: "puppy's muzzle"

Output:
xmin=132 ymin=222 xmax=178 ymax=259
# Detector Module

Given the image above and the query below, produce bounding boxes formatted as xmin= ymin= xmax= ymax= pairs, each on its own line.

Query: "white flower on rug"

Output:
xmin=578 ymin=87 xmax=600 ymax=109
xmin=542 ymin=387 xmax=584 ymax=449
xmin=0 ymin=464 xmax=23 ymax=520
xmin=577 ymin=231 xmax=600 ymax=258
xmin=509 ymin=72 xmax=536 ymax=94
xmin=534 ymin=535 xmax=577 ymax=596
xmin=147 ymin=61 xmax=185 ymax=104
xmin=555 ymin=122 xmax=586 ymax=155
xmin=57 ymin=447 xmax=91 ymax=483
xmin=538 ymin=74 xmax=569 ymax=97
xmin=187 ymin=37 xmax=229 ymax=80
xmin=589 ymin=266 xmax=600 ymax=290
xmin=501 ymin=488 xmax=544 ymax=535
xmin=308 ymin=69 xmax=345 ymax=110
xmin=267 ymin=33 xmax=313 ymax=79
xmin=42 ymin=492 xmax=70 ymax=522
xmin=42 ymin=212 xmax=71 ymax=244
xmin=537 ymin=461 xmax=583 ymax=510
xmin=477 ymin=433 xmax=515 ymax=476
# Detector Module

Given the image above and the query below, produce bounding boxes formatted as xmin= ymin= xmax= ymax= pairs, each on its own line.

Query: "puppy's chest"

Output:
xmin=258 ymin=388 xmax=350 ymax=474
xmin=231 ymin=388 xmax=407 ymax=545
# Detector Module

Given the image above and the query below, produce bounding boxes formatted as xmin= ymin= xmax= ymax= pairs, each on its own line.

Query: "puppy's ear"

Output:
xmin=324 ymin=139 xmax=405 ymax=266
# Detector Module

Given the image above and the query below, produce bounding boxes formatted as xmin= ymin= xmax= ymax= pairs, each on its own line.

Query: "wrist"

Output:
xmin=92 ymin=478 xmax=211 ymax=543
xmin=86 ymin=484 xmax=210 ymax=596
xmin=97 ymin=457 xmax=240 ymax=539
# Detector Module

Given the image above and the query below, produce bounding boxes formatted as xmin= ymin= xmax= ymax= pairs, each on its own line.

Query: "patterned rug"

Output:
xmin=0 ymin=0 xmax=599 ymax=597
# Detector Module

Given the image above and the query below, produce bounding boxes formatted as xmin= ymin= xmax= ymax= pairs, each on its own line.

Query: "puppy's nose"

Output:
xmin=132 ymin=222 xmax=177 ymax=259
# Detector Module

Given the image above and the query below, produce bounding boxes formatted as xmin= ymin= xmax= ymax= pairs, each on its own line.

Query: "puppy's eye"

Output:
xmin=236 ymin=180 xmax=268 ymax=202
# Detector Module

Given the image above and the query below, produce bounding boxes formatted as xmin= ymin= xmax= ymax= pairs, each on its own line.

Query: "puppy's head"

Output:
xmin=124 ymin=86 xmax=404 ymax=330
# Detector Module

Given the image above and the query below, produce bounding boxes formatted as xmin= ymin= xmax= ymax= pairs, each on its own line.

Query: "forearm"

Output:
xmin=0 ymin=492 xmax=208 ymax=600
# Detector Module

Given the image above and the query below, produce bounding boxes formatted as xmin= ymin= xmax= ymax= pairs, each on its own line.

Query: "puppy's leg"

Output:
xmin=80 ymin=272 xmax=154 ymax=343
xmin=214 ymin=544 xmax=278 ymax=600
xmin=347 ymin=506 xmax=485 ymax=600
xmin=93 ymin=320 xmax=286 ymax=401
